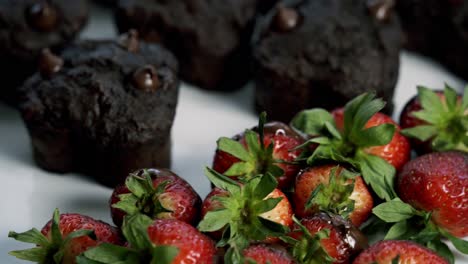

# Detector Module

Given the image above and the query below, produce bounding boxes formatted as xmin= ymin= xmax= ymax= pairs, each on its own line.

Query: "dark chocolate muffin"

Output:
xmin=19 ymin=32 xmax=180 ymax=187
xmin=252 ymin=0 xmax=402 ymax=122
xmin=115 ymin=0 xmax=259 ymax=91
xmin=396 ymin=0 xmax=468 ymax=80
xmin=0 ymin=0 xmax=89 ymax=105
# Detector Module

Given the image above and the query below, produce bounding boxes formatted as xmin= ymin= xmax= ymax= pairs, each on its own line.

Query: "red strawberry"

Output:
xmin=397 ymin=151 xmax=468 ymax=237
xmin=332 ymin=109 xmax=410 ymax=171
xmin=293 ymin=164 xmax=373 ymax=227
xmin=79 ymin=215 xmax=217 ymax=264
xmin=352 ymin=240 xmax=448 ymax=264
xmin=288 ymin=213 xmax=368 ymax=264
xmin=9 ymin=209 xmax=123 ymax=264
xmin=110 ymin=168 xmax=201 ymax=227
xmin=213 ymin=115 xmax=305 ymax=190
xmin=400 ymin=86 xmax=467 ymax=154
xmin=242 ymin=244 xmax=296 ymax=264
xmin=291 ymin=93 xmax=408 ymax=201
xmin=198 ymin=168 xmax=293 ymax=263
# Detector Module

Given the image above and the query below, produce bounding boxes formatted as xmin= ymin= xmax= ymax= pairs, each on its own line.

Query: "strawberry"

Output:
xmin=287 ymin=213 xmax=368 ymax=264
xmin=9 ymin=209 xmax=123 ymax=264
xmin=242 ymin=244 xmax=296 ymax=264
xmin=400 ymin=85 xmax=467 ymax=154
xmin=78 ymin=214 xmax=217 ymax=264
xmin=352 ymin=240 xmax=448 ymax=264
xmin=372 ymin=151 xmax=468 ymax=263
xmin=109 ymin=168 xmax=201 ymax=227
xmin=291 ymin=93 xmax=410 ymax=201
xmin=213 ymin=113 xmax=305 ymax=190
xmin=332 ymin=109 xmax=411 ymax=171
xmin=198 ymin=168 xmax=293 ymax=263
xmin=293 ymin=164 xmax=373 ymax=227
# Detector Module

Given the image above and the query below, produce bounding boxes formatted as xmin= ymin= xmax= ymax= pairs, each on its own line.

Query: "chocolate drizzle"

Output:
xmin=38 ymin=49 xmax=63 ymax=78
xmin=118 ymin=29 xmax=140 ymax=53
xmin=273 ymin=5 xmax=300 ymax=32
xmin=367 ymin=0 xmax=395 ymax=23
xmin=132 ymin=65 xmax=160 ymax=92
xmin=26 ymin=1 xmax=58 ymax=32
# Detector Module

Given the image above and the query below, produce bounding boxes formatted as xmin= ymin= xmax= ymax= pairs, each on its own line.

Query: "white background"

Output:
xmin=0 ymin=3 xmax=466 ymax=263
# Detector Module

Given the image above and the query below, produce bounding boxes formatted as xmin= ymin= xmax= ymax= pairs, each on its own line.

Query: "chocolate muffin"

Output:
xmin=19 ymin=32 xmax=180 ymax=187
xmin=396 ymin=0 xmax=468 ymax=80
xmin=115 ymin=0 xmax=259 ymax=91
xmin=252 ymin=0 xmax=402 ymax=122
xmin=0 ymin=0 xmax=88 ymax=105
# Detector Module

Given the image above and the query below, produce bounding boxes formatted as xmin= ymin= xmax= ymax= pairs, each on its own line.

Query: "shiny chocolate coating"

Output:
xmin=118 ymin=29 xmax=139 ymax=53
xmin=132 ymin=65 xmax=160 ymax=92
xmin=274 ymin=5 xmax=300 ymax=32
xmin=26 ymin=1 xmax=58 ymax=32
xmin=367 ymin=0 xmax=395 ymax=22
xmin=38 ymin=49 xmax=63 ymax=78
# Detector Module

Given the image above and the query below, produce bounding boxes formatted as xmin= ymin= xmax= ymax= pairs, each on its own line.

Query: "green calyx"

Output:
xmin=372 ymin=198 xmax=468 ymax=264
xmin=217 ymin=112 xmax=284 ymax=182
xmin=198 ymin=167 xmax=289 ymax=264
xmin=306 ymin=167 xmax=358 ymax=219
xmin=402 ymin=85 xmax=468 ymax=152
xmin=112 ymin=170 xmax=172 ymax=221
xmin=291 ymin=93 xmax=397 ymax=201
xmin=287 ymin=216 xmax=334 ymax=264
xmin=9 ymin=208 xmax=96 ymax=264
xmin=77 ymin=214 xmax=179 ymax=264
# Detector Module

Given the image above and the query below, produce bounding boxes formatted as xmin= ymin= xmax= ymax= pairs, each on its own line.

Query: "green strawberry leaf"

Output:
xmin=218 ymin=137 xmax=251 ymax=162
xmin=204 ymin=167 xmax=240 ymax=194
xmin=224 ymin=162 xmax=254 ymax=177
xmin=373 ymin=198 xmax=418 ymax=222
xmin=78 ymin=243 xmax=140 ymax=264
xmin=346 ymin=93 xmax=386 ymax=140
xmin=444 ymin=84 xmax=458 ymax=112
xmin=254 ymin=198 xmax=283 ymax=215
xmin=356 ymin=123 xmax=395 ymax=148
xmin=401 ymin=125 xmax=438 ymax=141
xmin=427 ymin=240 xmax=455 ymax=264
xmin=8 ymin=248 xmax=48 ymax=263
xmin=417 ymin=86 xmax=446 ymax=123
xmin=253 ymin=173 xmax=278 ymax=200
xmin=8 ymin=228 xmax=49 ymax=247
xmin=258 ymin=111 xmax=267 ymax=149
xmin=384 ymin=221 xmax=408 ymax=240
xmin=245 ymin=130 xmax=262 ymax=158
xmin=291 ymin=109 xmax=335 ymax=136
xmin=198 ymin=209 xmax=231 ymax=232
xmin=357 ymin=153 xmax=396 ymax=201
xmin=462 ymin=86 xmax=468 ymax=110
xmin=439 ymin=229 xmax=468 ymax=254
xmin=150 ymin=246 xmax=179 ymax=264
xmin=121 ymin=214 xmax=153 ymax=251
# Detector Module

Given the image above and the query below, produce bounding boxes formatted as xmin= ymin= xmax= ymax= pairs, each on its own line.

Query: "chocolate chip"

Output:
xmin=132 ymin=65 xmax=160 ymax=92
xmin=118 ymin=29 xmax=139 ymax=53
xmin=367 ymin=0 xmax=395 ymax=23
xmin=39 ymin=49 xmax=63 ymax=78
xmin=26 ymin=1 xmax=58 ymax=32
xmin=274 ymin=6 xmax=300 ymax=32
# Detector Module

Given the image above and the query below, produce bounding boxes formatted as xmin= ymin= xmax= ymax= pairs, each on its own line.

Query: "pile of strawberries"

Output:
xmin=9 ymin=86 xmax=467 ymax=264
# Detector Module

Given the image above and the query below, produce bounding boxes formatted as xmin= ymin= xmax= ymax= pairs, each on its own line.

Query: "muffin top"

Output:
xmin=0 ymin=0 xmax=89 ymax=61
xmin=20 ymin=34 xmax=179 ymax=146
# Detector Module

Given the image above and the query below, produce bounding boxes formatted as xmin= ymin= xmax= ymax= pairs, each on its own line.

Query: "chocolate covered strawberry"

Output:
xmin=293 ymin=165 xmax=373 ymax=227
xmin=287 ymin=213 xmax=368 ymax=264
xmin=291 ymin=93 xmax=410 ymax=201
xmin=353 ymin=240 xmax=448 ymax=264
xmin=400 ymin=85 xmax=467 ymax=154
xmin=372 ymin=151 xmax=468 ymax=263
xmin=198 ymin=168 xmax=293 ymax=263
xmin=110 ymin=168 xmax=201 ymax=227
xmin=9 ymin=209 xmax=123 ymax=264
xmin=242 ymin=244 xmax=296 ymax=264
xmin=79 ymin=215 xmax=217 ymax=264
xmin=213 ymin=113 xmax=305 ymax=190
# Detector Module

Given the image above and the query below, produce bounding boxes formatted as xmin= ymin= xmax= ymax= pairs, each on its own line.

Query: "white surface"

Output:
xmin=1 ymin=3 xmax=467 ymax=263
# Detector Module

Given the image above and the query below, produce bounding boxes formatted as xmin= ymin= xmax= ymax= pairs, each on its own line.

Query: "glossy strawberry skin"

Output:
xmin=243 ymin=244 xmax=296 ymax=264
xmin=293 ymin=165 xmax=373 ymax=227
xmin=212 ymin=122 xmax=305 ymax=189
xmin=332 ymin=109 xmax=411 ymax=171
xmin=352 ymin=240 xmax=448 ymax=264
xmin=146 ymin=219 xmax=217 ymax=264
xmin=397 ymin=151 xmax=468 ymax=237
xmin=289 ymin=213 xmax=367 ymax=264
xmin=110 ymin=169 xmax=202 ymax=227
xmin=41 ymin=214 xmax=123 ymax=264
